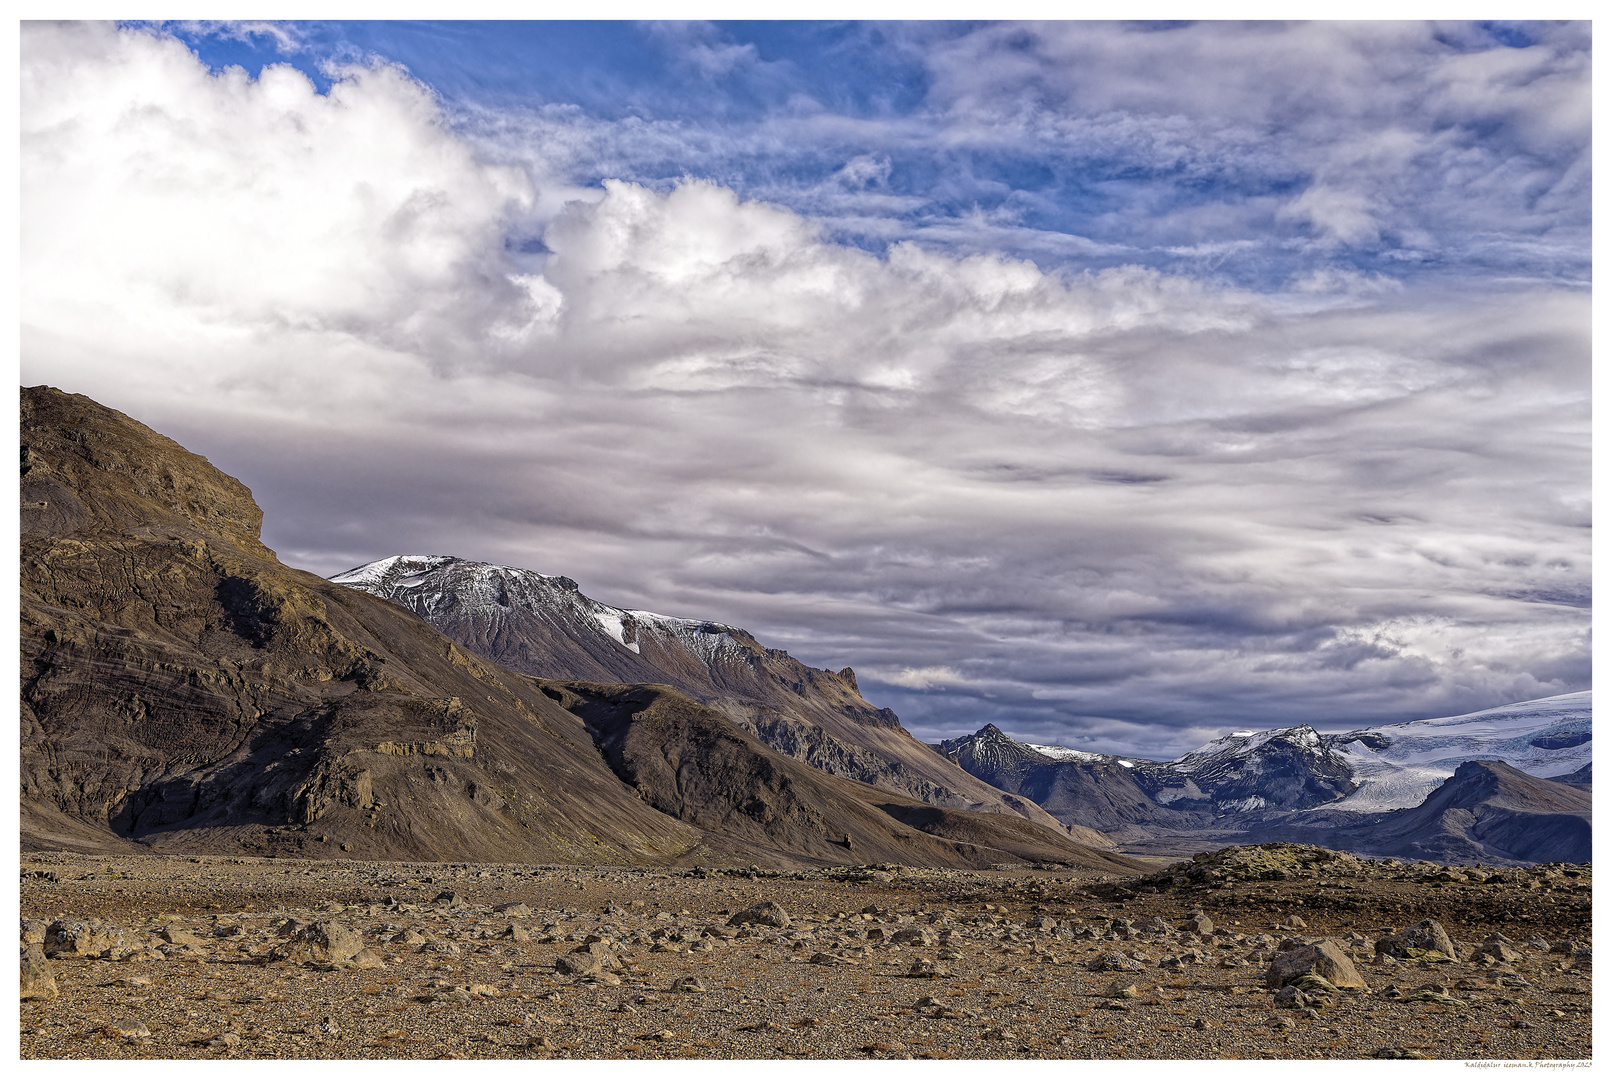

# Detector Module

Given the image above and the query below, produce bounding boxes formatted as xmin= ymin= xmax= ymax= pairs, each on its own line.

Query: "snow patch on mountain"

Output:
xmin=1022 ymin=743 xmax=1117 ymax=764
xmin=1318 ymin=691 xmax=1592 ymax=811
xmin=332 ymin=555 xmax=757 ymax=668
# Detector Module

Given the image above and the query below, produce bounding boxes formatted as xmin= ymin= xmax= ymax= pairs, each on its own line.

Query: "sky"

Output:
xmin=18 ymin=19 xmax=1591 ymax=759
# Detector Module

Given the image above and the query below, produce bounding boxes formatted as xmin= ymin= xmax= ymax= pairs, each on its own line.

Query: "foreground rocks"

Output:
xmin=18 ymin=848 xmax=1591 ymax=1061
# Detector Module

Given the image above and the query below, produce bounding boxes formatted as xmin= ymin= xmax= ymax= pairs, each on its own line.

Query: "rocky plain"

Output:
xmin=19 ymin=843 xmax=1591 ymax=1061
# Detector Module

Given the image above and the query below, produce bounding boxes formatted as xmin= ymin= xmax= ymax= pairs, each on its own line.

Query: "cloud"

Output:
xmin=643 ymin=21 xmax=761 ymax=81
xmin=22 ymin=22 xmax=540 ymax=380
xmin=875 ymin=667 xmax=970 ymax=690
xmin=20 ymin=23 xmax=1590 ymax=757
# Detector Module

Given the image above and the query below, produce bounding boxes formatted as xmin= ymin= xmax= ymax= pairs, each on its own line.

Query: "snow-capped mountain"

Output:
xmin=946 ymin=691 xmax=1591 ymax=834
xmin=1320 ymin=691 xmax=1592 ymax=812
xmin=1143 ymin=725 xmax=1359 ymax=813
xmin=332 ymin=556 xmax=1069 ymax=833
xmin=331 ymin=555 xmax=757 ymax=672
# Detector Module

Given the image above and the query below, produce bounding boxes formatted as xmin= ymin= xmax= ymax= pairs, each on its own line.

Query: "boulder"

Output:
xmin=555 ymin=953 xmax=601 ymax=976
xmin=1375 ymin=918 xmax=1457 ymax=962
xmin=43 ymin=920 xmax=124 ymax=958
xmin=1264 ymin=939 xmax=1366 ymax=990
xmin=269 ymin=920 xmax=365 ymax=966
xmin=350 ymin=948 xmax=387 ymax=970
xmin=727 ymin=901 xmax=790 ymax=929
xmin=20 ymin=945 xmax=58 ymax=1001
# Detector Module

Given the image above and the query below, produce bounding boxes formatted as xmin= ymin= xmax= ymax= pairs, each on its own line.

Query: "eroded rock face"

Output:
xmin=19 ymin=386 xmax=706 ymax=865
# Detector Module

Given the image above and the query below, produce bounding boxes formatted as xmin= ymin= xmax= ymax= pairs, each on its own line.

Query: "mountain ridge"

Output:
xmin=332 ymin=553 xmax=1081 ymax=838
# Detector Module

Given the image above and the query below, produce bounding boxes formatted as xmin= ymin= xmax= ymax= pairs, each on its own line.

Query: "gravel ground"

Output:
xmin=19 ymin=849 xmax=1591 ymax=1061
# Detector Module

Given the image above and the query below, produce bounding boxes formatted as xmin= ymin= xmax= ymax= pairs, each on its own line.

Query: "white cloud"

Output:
xmin=876 ymin=666 xmax=970 ymax=690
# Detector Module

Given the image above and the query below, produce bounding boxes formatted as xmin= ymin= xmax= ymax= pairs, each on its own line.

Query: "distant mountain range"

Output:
xmin=934 ymin=693 xmax=1592 ymax=864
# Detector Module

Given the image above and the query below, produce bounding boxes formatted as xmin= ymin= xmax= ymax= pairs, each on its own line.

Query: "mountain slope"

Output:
xmin=539 ymin=681 xmax=1145 ymax=873
xmin=21 ymin=385 xmax=1123 ymax=871
xmin=333 ymin=555 xmax=1068 ymax=834
xmin=21 ymin=386 xmax=707 ymax=864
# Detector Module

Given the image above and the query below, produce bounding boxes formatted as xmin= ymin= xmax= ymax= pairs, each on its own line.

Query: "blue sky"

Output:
xmin=157 ymin=20 xmax=1591 ymax=291
xmin=23 ymin=21 xmax=1591 ymax=756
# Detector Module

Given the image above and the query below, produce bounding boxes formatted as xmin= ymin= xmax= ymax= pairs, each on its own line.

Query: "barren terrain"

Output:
xmin=20 ymin=844 xmax=1591 ymax=1060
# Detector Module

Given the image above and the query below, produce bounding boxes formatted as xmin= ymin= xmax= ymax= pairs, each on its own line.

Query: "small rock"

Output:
xmin=809 ymin=952 xmax=859 ymax=966
xmin=1089 ymin=951 xmax=1144 ymax=973
xmin=350 ymin=948 xmax=386 ymax=970
xmin=555 ymin=953 xmax=601 ymax=977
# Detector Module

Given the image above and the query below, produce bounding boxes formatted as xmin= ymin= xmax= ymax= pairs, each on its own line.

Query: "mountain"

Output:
xmin=1322 ymin=692 xmax=1592 ymax=811
xmin=948 ymin=691 xmax=1592 ymax=830
xmin=1272 ymin=760 xmax=1592 ymax=865
xmin=332 ymin=554 xmax=1071 ymax=835
xmin=538 ymin=682 xmax=1142 ymax=873
xmin=21 ymin=384 xmax=1122 ymax=871
xmin=1134 ymin=725 xmax=1360 ymax=813
xmin=937 ymin=721 xmax=1361 ymax=837
xmin=935 ymin=725 xmax=1205 ymax=839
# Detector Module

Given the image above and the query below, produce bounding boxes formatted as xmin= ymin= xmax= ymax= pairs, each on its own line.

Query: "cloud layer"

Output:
xmin=21 ymin=22 xmax=1589 ymax=757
